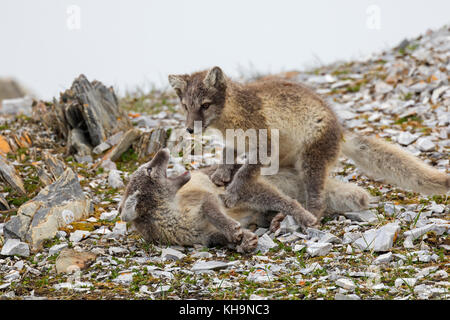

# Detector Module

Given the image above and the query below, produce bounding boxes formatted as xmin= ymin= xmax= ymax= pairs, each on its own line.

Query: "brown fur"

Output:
xmin=169 ymin=67 xmax=342 ymax=220
xmin=169 ymin=67 xmax=449 ymax=222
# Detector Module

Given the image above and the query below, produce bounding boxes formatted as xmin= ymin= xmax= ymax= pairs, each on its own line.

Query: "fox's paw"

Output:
xmin=293 ymin=208 xmax=319 ymax=229
xmin=211 ymin=167 xmax=232 ymax=186
xmin=269 ymin=212 xmax=286 ymax=233
xmin=219 ymin=192 xmax=240 ymax=208
xmin=236 ymin=230 xmax=258 ymax=253
xmin=224 ymin=222 xmax=243 ymax=244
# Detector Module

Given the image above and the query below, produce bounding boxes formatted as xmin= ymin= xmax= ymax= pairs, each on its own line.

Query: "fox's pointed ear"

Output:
xmin=119 ymin=190 xmax=140 ymax=222
xmin=203 ymin=66 xmax=226 ymax=89
xmin=168 ymin=74 xmax=187 ymax=96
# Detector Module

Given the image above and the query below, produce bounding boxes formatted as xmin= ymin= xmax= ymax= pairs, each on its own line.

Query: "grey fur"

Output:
xmin=120 ymin=150 xmax=373 ymax=251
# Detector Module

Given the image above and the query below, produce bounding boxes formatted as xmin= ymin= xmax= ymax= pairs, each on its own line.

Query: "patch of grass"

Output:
xmin=395 ymin=114 xmax=422 ymax=125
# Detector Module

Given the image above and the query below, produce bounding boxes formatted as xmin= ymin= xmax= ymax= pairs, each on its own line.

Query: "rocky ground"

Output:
xmin=0 ymin=26 xmax=448 ymax=300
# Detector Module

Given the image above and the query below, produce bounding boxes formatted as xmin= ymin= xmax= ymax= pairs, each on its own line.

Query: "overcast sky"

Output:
xmin=0 ymin=0 xmax=449 ymax=99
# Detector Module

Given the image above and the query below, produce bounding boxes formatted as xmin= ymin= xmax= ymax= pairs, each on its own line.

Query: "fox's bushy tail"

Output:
xmin=341 ymin=132 xmax=449 ymax=195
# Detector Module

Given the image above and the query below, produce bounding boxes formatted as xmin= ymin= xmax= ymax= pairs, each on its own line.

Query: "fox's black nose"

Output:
xmin=186 ymin=128 xmax=194 ymax=134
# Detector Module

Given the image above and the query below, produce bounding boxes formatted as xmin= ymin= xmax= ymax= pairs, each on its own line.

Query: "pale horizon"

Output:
xmin=0 ymin=0 xmax=449 ymax=100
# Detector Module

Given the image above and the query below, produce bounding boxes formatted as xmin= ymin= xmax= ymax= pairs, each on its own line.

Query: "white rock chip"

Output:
xmin=100 ymin=210 xmax=118 ymax=221
xmin=49 ymin=243 xmax=68 ymax=256
xmin=397 ymin=132 xmax=419 ymax=146
xmin=1 ymin=239 xmax=30 ymax=257
xmin=306 ymin=242 xmax=332 ymax=257
xmin=108 ymin=170 xmax=124 ymax=189
xmin=373 ymin=252 xmax=392 ymax=265
xmin=69 ymin=230 xmax=91 ymax=243
xmin=395 ymin=278 xmax=417 ymax=288
xmin=257 ymin=234 xmax=277 ymax=253
xmin=191 ymin=260 xmax=230 ymax=272
xmin=336 ymin=278 xmax=356 ymax=290
xmin=161 ymin=248 xmax=186 ymax=261
xmin=335 ymin=293 xmax=361 ymax=300
xmin=353 ymin=223 xmax=400 ymax=252
xmin=415 ymin=137 xmax=435 ymax=152
xmin=343 ymin=210 xmax=378 ymax=223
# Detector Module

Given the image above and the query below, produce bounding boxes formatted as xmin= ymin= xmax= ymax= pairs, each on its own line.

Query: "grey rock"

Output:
xmin=279 ymin=215 xmax=299 ymax=234
xmin=49 ymin=243 xmax=68 ymax=256
xmin=113 ymin=272 xmax=133 ymax=285
xmin=353 ymin=223 xmax=400 ymax=252
xmin=299 ymin=262 xmax=322 ymax=275
xmin=343 ymin=232 xmax=362 ymax=244
xmin=335 ymin=293 xmax=360 ymax=300
xmin=100 ymin=210 xmax=118 ymax=221
xmin=373 ymin=252 xmax=392 ymax=265
xmin=191 ymin=260 xmax=230 ymax=272
xmin=55 ymin=248 xmax=97 ymax=274
xmin=397 ymin=132 xmax=419 ymax=146
xmin=191 ymin=251 xmax=213 ymax=259
xmin=254 ymin=228 xmax=268 ymax=237
xmin=161 ymin=248 xmax=186 ymax=261
xmin=256 ymin=234 xmax=277 ymax=253
xmin=404 ymin=223 xmax=449 ymax=241
xmin=93 ymin=141 xmax=111 ymax=155
xmin=336 ymin=278 xmax=356 ymax=290
xmin=69 ymin=230 xmax=91 ymax=243
xmin=415 ymin=137 xmax=435 ymax=152
xmin=306 ymin=242 xmax=332 ymax=257
xmin=247 ymin=268 xmax=272 ymax=283
xmin=3 ymin=168 xmax=91 ymax=251
xmin=108 ymin=170 xmax=124 ymax=189
xmin=0 ymin=156 xmax=26 ymax=195
xmin=1 ymin=239 xmax=30 ymax=257
xmin=343 ymin=210 xmax=378 ymax=223
xmin=395 ymin=278 xmax=417 ymax=288
xmin=109 ymin=128 xmax=142 ymax=162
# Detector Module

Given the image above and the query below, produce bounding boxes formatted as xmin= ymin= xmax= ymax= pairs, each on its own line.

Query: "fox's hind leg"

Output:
xmin=268 ymin=178 xmax=370 ymax=232
xmin=220 ymin=174 xmax=318 ymax=229
xmin=324 ymin=178 xmax=370 ymax=213
xmin=201 ymin=194 xmax=244 ymax=244
xmin=201 ymin=194 xmax=258 ymax=253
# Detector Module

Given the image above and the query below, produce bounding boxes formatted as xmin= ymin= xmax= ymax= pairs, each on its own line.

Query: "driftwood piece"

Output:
xmin=32 ymin=74 xmax=132 ymax=159
xmin=0 ymin=155 xmax=26 ymax=195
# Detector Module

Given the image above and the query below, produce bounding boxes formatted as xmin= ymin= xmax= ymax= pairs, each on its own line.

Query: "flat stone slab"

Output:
xmin=353 ymin=223 xmax=400 ymax=252
xmin=55 ymin=248 xmax=97 ymax=274
xmin=0 ymin=239 xmax=30 ymax=257
xmin=3 ymin=168 xmax=91 ymax=251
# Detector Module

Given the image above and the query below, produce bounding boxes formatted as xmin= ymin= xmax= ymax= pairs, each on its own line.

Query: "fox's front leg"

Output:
xmin=220 ymin=162 xmax=261 ymax=208
xmin=211 ymin=147 xmax=240 ymax=186
xmin=200 ymin=194 xmax=243 ymax=244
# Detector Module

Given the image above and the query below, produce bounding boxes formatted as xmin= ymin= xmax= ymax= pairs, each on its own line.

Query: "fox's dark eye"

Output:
xmin=147 ymin=167 xmax=152 ymax=175
xmin=201 ymin=103 xmax=210 ymax=110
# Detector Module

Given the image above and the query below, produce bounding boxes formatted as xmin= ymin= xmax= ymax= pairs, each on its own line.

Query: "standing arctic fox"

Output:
xmin=118 ymin=149 xmax=371 ymax=252
xmin=168 ymin=67 xmax=449 ymax=221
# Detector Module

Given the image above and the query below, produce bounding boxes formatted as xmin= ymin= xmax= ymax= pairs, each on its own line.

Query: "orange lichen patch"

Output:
xmin=392 ymin=230 xmax=399 ymax=244
xmin=22 ymin=132 xmax=32 ymax=145
xmin=0 ymin=135 xmax=11 ymax=154
xmin=127 ymin=112 xmax=141 ymax=118
xmin=62 ymin=221 xmax=98 ymax=233
xmin=427 ymin=75 xmax=438 ymax=82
